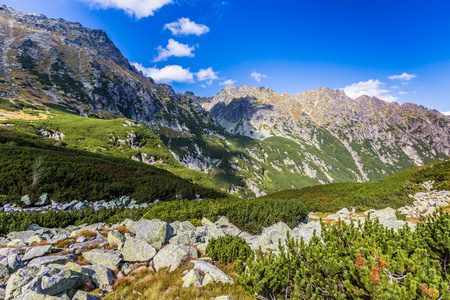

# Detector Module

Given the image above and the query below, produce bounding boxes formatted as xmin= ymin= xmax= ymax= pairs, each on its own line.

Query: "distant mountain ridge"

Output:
xmin=1 ymin=5 xmax=449 ymax=198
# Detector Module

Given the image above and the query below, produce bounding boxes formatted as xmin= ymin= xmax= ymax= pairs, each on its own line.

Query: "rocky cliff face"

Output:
xmin=0 ymin=4 xmax=163 ymax=123
xmin=1 ymin=5 xmax=449 ymax=198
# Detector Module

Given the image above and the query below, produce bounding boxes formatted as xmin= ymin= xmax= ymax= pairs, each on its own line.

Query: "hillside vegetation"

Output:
xmin=260 ymin=158 xmax=450 ymax=212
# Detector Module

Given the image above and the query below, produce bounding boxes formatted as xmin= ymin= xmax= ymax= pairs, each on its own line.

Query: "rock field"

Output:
xmin=0 ymin=187 xmax=448 ymax=299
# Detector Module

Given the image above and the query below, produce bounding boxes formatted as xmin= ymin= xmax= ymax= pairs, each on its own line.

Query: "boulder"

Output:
xmin=215 ymin=216 xmax=241 ymax=236
xmin=191 ymin=260 xmax=233 ymax=285
xmin=83 ymin=264 xmax=115 ymax=293
xmin=36 ymin=193 xmax=48 ymax=206
xmin=201 ymin=218 xmax=225 ymax=239
xmin=153 ymin=244 xmax=198 ymax=272
xmin=326 ymin=207 xmax=351 ymax=220
xmin=39 ymin=267 xmax=80 ymax=295
xmin=83 ymin=249 xmax=122 ymax=270
xmin=5 ymin=266 xmax=40 ymax=299
xmin=169 ymin=232 xmax=197 ymax=245
xmin=27 ymin=255 xmax=76 ymax=267
xmin=72 ymin=290 xmax=102 ymax=300
xmin=215 ymin=297 xmax=233 ymax=300
xmin=127 ymin=219 xmax=173 ymax=248
xmin=107 ymin=230 xmax=125 ymax=248
xmin=0 ymin=248 xmax=23 ymax=257
xmin=22 ymin=245 xmax=53 ymax=261
xmin=181 ymin=269 xmax=202 ymax=287
xmin=21 ymin=195 xmax=31 ymax=206
xmin=120 ymin=238 xmax=156 ymax=262
xmin=292 ymin=221 xmax=322 ymax=243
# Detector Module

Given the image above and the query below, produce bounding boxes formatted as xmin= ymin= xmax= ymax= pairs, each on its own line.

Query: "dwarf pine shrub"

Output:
xmin=236 ymin=214 xmax=450 ymax=299
xmin=206 ymin=236 xmax=254 ymax=265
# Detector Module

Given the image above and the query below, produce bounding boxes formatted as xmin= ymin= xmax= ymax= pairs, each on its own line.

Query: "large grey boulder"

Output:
xmin=39 ymin=267 xmax=80 ymax=295
xmin=292 ymin=221 xmax=321 ymax=243
xmin=127 ymin=219 xmax=173 ymax=248
xmin=120 ymin=238 xmax=156 ymax=262
xmin=181 ymin=269 xmax=202 ymax=287
xmin=0 ymin=248 xmax=23 ymax=257
xmin=13 ymin=289 xmax=64 ymax=300
xmin=153 ymin=244 xmax=198 ymax=272
xmin=36 ymin=193 xmax=48 ymax=206
xmin=27 ymin=255 xmax=76 ymax=267
xmin=21 ymin=195 xmax=32 ymax=206
xmin=169 ymin=231 xmax=197 ymax=245
xmin=326 ymin=207 xmax=351 ymax=220
xmin=215 ymin=216 xmax=241 ymax=236
xmin=107 ymin=230 xmax=125 ymax=248
xmin=201 ymin=218 xmax=225 ymax=239
xmin=22 ymin=245 xmax=53 ymax=261
xmin=83 ymin=264 xmax=115 ymax=293
xmin=5 ymin=266 xmax=40 ymax=299
xmin=83 ymin=249 xmax=122 ymax=270
xmin=191 ymin=260 xmax=233 ymax=285
xmin=367 ymin=207 xmax=408 ymax=231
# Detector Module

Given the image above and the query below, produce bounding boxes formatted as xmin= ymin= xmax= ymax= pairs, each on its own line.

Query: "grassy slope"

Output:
xmin=259 ymin=158 xmax=450 ymax=213
xmin=1 ymin=100 xmax=215 ymax=189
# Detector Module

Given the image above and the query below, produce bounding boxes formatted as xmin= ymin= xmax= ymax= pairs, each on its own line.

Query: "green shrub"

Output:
xmin=206 ymin=236 xmax=254 ymax=265
xmin=236 ymin=216 xmax=450 ymax=299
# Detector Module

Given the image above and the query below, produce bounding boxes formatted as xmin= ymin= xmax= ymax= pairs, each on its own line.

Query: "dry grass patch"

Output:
xmin=99 ymin=227 xmax=112 ymax=237
xmin=77 ymin=230 xmax=98 ymax=239
xmin=54 ymin=238 xmax=73 ymax=249
xmin=116 ymin=226 xmax=131 ymax=236
xmin=104 ymin=260 xmax=250 ymax=300
xmin=30 ymin=240 xmax=50 ymax=247
xmin=76 ymin=255 xmax=89 ymax=266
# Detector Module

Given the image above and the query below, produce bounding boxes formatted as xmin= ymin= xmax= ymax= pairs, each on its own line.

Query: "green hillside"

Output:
xmin=260 ymin=158 xmax=450 ymax=212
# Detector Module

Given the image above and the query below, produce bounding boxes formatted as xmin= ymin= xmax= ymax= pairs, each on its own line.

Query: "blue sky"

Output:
xmin=2 ymin=0 xmax=450 ymax=113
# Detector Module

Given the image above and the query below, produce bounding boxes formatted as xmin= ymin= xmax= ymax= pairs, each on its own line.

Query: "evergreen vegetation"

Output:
xmin=236 ymin=209 xmax=450 ymax=299
xmin=206 ymin=236 xmax=254 ymax=265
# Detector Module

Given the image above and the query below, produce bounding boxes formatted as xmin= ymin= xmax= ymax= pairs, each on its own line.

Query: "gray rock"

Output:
xmin=72 ymin=290 xmax=102 ymax=300
xmin=292 ymin=221 xmax=322 ymax=243
xmin=127 ymin=219 xmax=173 ymax=247
xmin=215 ymin=216 xmax=241 ymax=236
xmin=107 ymin=230 xmax=125 ymax=248
xmin=191 ymin=260 xmax=233 ymax=285
xmin=27 ymin=255 xmax=76 ymax=267
xmin=36 ymin=193 xmax=48 ymax=206
xmin=327 ymin=207 xmax=351 ymax=220
xmin=83 ymin=264 xmax=115 ymax=293
xmin=153 ymin=244 xmax=198 ymax=272
xmin=21 ymin=195 xmax=32 ymax=206
xmin=83 ymin=249 xmax=122 ymax=270
xmin=22 ymin=245 xmax=53 ymax=261
xmin=120 ymin=238 xmax=156 ymax=262
xmin=201 ymin=218 xmax=226 ymax=239
xmin=215 ymin=296 xmax=233 ymax=300
xmin=181 ymin=269 xmax=202 ymax=287
xmin=40 ymin=267 xmax=80 ymax=295
xmin=169 ymin=232 xmax=197 ymax=245
xmin=0 ymin=248 xmax=23 ymax=257
xmin=5 ymin=266 xmax=40 ymax=300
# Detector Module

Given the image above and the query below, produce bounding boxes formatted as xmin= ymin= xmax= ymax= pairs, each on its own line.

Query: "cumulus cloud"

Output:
xmin=342 ymin=79 xmax=398 ymax=102
xmin=153 ymin=39 xmax=195 ymax=62
xmin=398 ymin=91 xmax=408 ymax=95
xmin=196 ymin=67 xmax=219 ymax=84
xmin=132 ymin=63 xmax=194 ymax=83
xmin=251 ymin=71 xmax=268 ymax=82
xmin=220 ymin=79 xmax=236 ymax=86
xmin=388 ymin=72 xmax=417 ymax=81
xmin=164 ymin=18 xmax=210 ymax=36
xmin=443 ymin=111 xmax=450 ymax=116
xmin=82 ymin=0 xmax=172 ymax=19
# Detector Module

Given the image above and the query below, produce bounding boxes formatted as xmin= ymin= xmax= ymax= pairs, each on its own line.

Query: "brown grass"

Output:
xmin=117 ymin=226 xmax=131 ymax=236
xmin=105 ymin=243 xmax=118 ymax=250
xmin=104 ymin=259 xmax=251 ymax=300
xmin=30 ymin=240 xmax=50 ymax=247
xmin=98 ymin=227 xmax=112 ymax=237
xmin=54 ymin=238 xmax=73 ymax=249
xmin=76 ymin=230 xmax=98 ymax=239
xmin=83 ymin=242 xmax=101 ymax=251
xmin=76 ymin=255 xmax=89 ymax=266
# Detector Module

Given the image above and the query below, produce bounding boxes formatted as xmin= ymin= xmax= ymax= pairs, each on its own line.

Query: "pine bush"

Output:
xmin=206 ymin=236 xmax=254 ymax=265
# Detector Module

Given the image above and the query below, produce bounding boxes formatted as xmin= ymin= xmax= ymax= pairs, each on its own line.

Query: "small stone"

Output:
xmin=182 ymin=269 xmax=203 ymax=287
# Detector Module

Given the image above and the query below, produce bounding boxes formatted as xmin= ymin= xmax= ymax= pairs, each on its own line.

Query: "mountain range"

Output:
xmin=1 ymin=4 xmax=449 ymax=198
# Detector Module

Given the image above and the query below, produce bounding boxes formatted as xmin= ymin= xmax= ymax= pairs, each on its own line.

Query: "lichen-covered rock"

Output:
xmin=5 ymin=266 xmax=40 ymax=299
xmin=215 ymin=296 xmax=233 ymax=300
xmin=191 ymin=260 xmax=234 ymax=285
xmin=83 ymin=249 xmax=122 ymax=270
xmin=153 ymin=244 xmax=198 ymax=272
xmin=127 ymin=219 xmax=173 ymax=247
xmin=21 ymin=195 xmax=31 ymax=206
xmin=36 ymin=193 xmax=49 ymax=206
xmin=83 ymin=264 xmax=115 ymax=293
xmin=72 ymin=290 xmax=102 ymax=300
xmin=181 ymin=269 xmax=202 ymax=287
xmin=13 ymin=289 xmax=63 ymax=300
xmin=27 ymin=255 xmax=76 ymax=267
xmin=120 ymin=238 xmax=156 ymax=262
xmin=39 ymin=267 xmax=80 ymax=295
xmin=107 ymin=230 xmax=125 ymax=248
xmin=22 ymin=245 xmax=53 ymax=261
xmin=292 ymin=221 xmax=321 ymax=243
xmin=169 ymin=232 xmax=197 ymax=245
xmin=201 ymin=218 xmax=225 ymax=239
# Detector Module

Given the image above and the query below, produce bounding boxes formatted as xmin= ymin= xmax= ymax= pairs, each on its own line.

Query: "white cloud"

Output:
xmin=164 ymin=18 xmax=210 ymax=36
xmin=82 ymin=0 xmax=172 ymax=19
xmin=220 ymin=79 xmax=236 ymax=86
xmin=443 ymin=111 xmax=450 ymax=116
xmin=132 ymin=63 xmax=194 ymax=83
xmin=251 ymin=71 xmax=268 ymax=82
xmin=153 ymin=39 xmax=195 ymax=62
xmin=196 ymin=67 xmax=219 ymax=84
xmin=398 ymin=91 xmax=408 ymax=95
xmin=388 ymin=72 xmax=417 ymax=81
xmin=342 ymin=79 xmax=398 ymax=102
xmin=391 ymin=85 xmax=400 ymax=89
